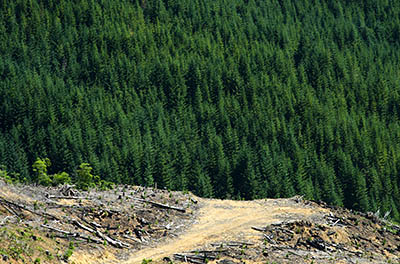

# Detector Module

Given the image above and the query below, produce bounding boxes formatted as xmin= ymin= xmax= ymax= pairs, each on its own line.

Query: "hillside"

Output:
xmin=1 ymin=181 xmax=400 ymax=263
xmin=1 ymin=0 xmax=400 ymax=219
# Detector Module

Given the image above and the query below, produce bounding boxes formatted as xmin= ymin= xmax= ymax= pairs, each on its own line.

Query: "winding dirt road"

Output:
xmin=124 ymin=197 xmax=325 ymax=263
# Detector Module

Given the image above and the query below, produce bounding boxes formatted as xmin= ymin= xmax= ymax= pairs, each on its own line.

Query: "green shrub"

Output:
xmin=52 ymin=172 xmax=71 ymax=186
xmin=63 ymin=249 xmax=73 ymax=261
xmin=31 ymin=158 xmax=71 ymax=187
xmin=76 ymin=163 xmax=97 ymax=190
xmin=0 ymin=166 xmax=13 ymax=184
xmin=32 ymin=158 xmax=52 ymax=186
xmin=98 ymin=180 xmax=114 ymax=190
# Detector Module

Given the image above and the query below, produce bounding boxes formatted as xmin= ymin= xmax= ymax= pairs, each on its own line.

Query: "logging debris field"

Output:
xmin=0 ymin=180 xmax=399 ymax=264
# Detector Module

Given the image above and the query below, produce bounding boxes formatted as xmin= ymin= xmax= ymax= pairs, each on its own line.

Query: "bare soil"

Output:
xmin=124 ymin=197 xmax=323 ymax=264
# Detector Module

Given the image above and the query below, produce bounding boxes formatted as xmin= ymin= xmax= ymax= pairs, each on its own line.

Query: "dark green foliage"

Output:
xmin=1 ymin=0 xmax=400 ymax=219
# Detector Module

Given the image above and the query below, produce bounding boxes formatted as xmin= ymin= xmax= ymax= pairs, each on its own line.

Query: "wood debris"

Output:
xmin=172 ymin=200 xmax=400 ymax=264
xmin=0 ymin=183 xmax=198 ymax=263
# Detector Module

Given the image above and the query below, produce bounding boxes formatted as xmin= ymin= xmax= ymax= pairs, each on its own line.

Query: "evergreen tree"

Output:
xmin=1 ymin=0 xmax=400 ymax=220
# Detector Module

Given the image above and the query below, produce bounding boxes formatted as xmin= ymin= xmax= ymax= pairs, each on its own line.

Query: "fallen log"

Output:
xmin=95 ymin=229 xmax=130 ymax=248
xmin=41 ymin=224 xmax=104 ymax=244
xmin=72 ymin=219 xmax=96 ymax=233
xmin=71 ymin=219 xmax=130 ymax=248
xmin=46 ymin=203 xmax=119 ymax=217
xmin=89 ymin=221 xmax=102 ymax=229
xmin=353 ymin=234 xmax=372 ymax=243
xmin=287 ymin=250 xmax=302 ymax=257
xmin=47 ymin=195 xmax=89 ymax=200
xmin=174 ymin=252 xmax=216 ymax=264
xmin=251 ymin=226 xmax=266 ymax=232
xmin=174 ymin=254 xmax=203 ymax=264
xmin=189 ymin=249 xmax=227 ymax=254
xmin=226 ymin=241 xmax=254 ymax=246
xmin=306 ymin=238 xmax=326 ymax=251
xmin=131 ymin=197 xmax=186 ymax=213
xmin=276 ymin=227 xmax=294 ymax=235
xmin=122 ymin=234 xmax=142 ymax=243
xmin=211 ymin=241 xmax=254 ymax=246
xmin=0 ymin=202 xmax=21 ymax=218
xmin=0 ymin=197 xmax=59 ymax=220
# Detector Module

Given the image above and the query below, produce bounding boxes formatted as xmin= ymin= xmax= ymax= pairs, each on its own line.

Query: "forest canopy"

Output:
xmin=1 ymin=0 xmax=400 ymax=219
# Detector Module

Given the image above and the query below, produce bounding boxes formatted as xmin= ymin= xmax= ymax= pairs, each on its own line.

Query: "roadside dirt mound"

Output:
xmin=1 ymin=180 xmax=399 ymax=264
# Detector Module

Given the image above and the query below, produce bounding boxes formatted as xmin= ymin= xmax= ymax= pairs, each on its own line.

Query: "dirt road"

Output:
xmin=124 ymin=197 xmax=324 ymax=263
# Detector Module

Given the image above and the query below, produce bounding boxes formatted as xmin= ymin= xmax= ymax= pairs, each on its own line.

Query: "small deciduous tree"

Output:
xmin=52 ymin=172 xmax=71 ymax=186
xmin=32 ymin=158 xmax=52 ymax=186
xmin=32 ymin=158 xmax=71 ymax=186
xmin=76 ymin=163 xmax=99 ymax=190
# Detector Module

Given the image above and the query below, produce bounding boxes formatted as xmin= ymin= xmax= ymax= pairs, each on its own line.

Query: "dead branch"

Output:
xmin=264 ymin=234 xmax=276 ymax=244
xmin=331 ymin=219 xmax=340 ymax=226
xmin=287 ymin=250 xmax=302 ymax=257
xmin=72 ymin=219 xmax=96 ymax=233
xmin=306 ymin=238 xmax=326 ymax=251
xmin=46 ymin=203 xmax=119 ymax=218
xmin=276 ymin=227 xmax=295 ymax=235
xmin=89 ymin=220 xmax=102 ymax=229
xmin=58 ymin=185 xmax=81 ymax=197
xmin=95 ymin=229 xmax=130 ymax=248
xmin=0 ymin=215 xmax=16 ymax=226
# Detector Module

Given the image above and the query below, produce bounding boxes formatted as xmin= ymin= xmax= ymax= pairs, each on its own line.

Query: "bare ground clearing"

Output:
xmin=1 ymin=180 xmax=399 ymax=264
xmin=123 ymin=197 xmax=323 ymax=263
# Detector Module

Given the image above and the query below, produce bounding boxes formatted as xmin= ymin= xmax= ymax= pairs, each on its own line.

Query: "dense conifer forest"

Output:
xmin=1 ymin=0 xmax=400 ymax=219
